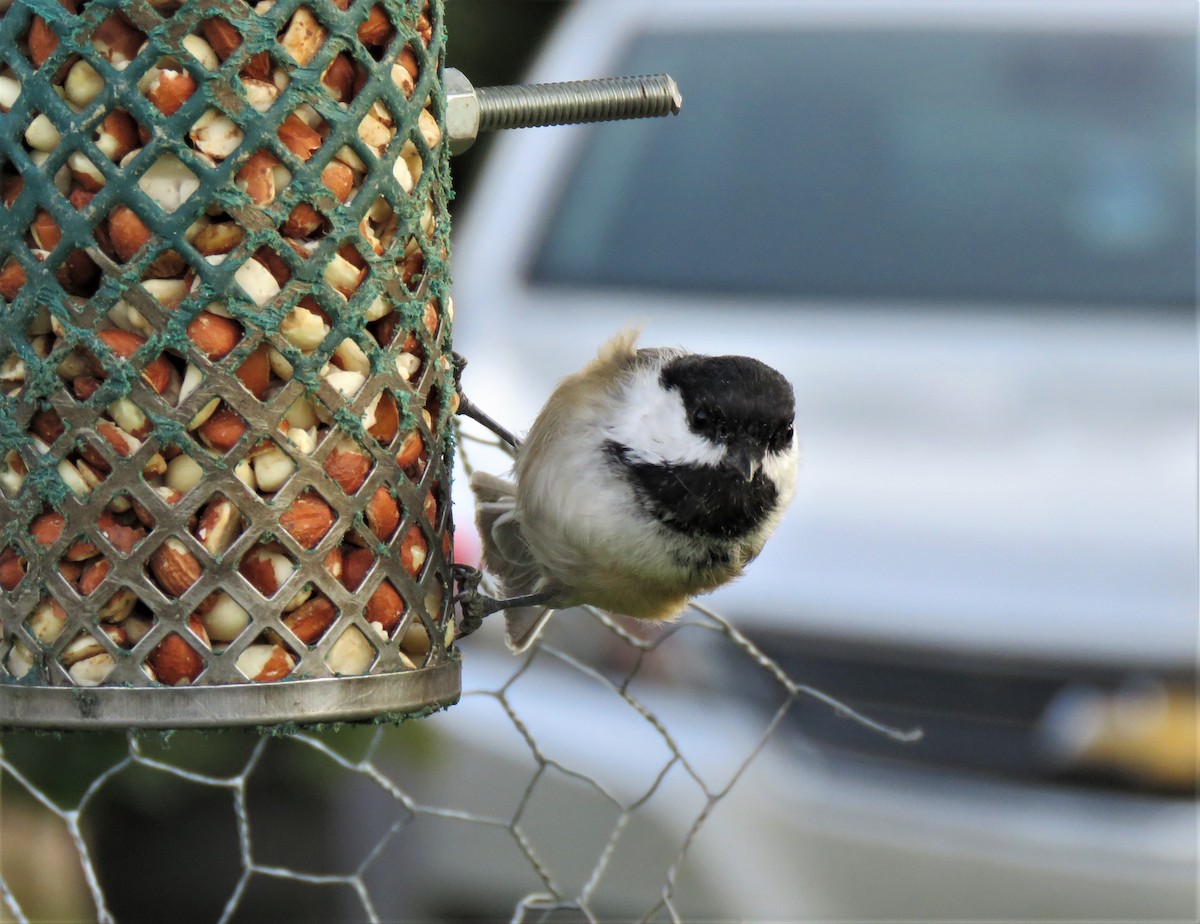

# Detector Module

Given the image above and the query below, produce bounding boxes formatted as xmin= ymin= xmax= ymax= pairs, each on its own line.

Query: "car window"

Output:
xmin=530 ymin=28 xmax=1196 ymax=308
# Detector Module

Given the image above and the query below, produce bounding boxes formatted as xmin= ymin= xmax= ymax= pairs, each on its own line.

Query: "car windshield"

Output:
xmin=531 ymin=27 xmax=1197 ymax=308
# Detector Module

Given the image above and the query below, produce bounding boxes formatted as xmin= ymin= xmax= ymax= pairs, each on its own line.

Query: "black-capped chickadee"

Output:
xmin=458 ymin=330 xmax=798 ymax=652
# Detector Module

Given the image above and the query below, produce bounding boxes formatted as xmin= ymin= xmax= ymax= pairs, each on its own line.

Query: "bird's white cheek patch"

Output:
xmin=763 ymin=441 xmax=799 ymax=504
xmin=604 ymin=368 xmax=724 ymax=467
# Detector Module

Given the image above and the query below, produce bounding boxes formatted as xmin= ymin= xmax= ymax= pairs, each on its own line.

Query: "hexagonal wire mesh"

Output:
xmin=0 ymin=0 xmax=460 ymax=727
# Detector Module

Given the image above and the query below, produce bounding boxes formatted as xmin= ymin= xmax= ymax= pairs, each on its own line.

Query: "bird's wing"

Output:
xmin=469 ymin=471 xmax=542 ymax=596
xmin=469 ymin=470 xmax=558 ymax=652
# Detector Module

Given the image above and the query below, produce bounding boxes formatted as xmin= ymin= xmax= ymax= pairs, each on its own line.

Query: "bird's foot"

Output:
xmin=452 ymin=564 xmax=554 ymax=641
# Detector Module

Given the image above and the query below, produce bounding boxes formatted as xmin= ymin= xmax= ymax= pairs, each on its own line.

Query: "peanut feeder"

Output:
xmin=0 ymin=0 xmax=459 ymax=727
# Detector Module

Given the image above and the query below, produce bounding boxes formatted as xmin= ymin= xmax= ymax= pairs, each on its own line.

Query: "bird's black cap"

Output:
xmin=659 ymin=354 xmax=795 ymax=452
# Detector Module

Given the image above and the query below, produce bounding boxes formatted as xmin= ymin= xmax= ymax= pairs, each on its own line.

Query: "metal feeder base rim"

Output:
xmin=0 ymin=659 xmax=462 ymax=730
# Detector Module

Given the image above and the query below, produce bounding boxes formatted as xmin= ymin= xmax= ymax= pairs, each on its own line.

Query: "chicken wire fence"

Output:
xmin=0 ymin=426 xmax=918 ymax=923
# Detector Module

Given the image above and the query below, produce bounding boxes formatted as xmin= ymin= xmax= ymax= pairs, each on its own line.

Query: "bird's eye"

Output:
xmin=777 ymin=424 xmax=794 ymax=445
xmin=691 ymin=407 xmax=710 ymax=429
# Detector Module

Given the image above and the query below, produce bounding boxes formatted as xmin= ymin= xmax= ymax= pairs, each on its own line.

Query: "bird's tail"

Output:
xmin=502 ymin=605 xmax=556 ymax=653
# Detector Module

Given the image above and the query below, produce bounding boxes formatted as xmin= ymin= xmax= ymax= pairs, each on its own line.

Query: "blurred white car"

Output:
xmin=440 ymin=0 xmax=1197 ymax=919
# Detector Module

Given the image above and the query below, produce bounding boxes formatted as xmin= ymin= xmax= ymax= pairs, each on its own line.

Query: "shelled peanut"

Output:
xmin=0 ymin=0 xmax=450 ymax=686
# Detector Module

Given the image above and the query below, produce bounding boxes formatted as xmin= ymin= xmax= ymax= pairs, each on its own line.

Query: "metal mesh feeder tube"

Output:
xmin=0 ymin=0 xmax=460 ymax=728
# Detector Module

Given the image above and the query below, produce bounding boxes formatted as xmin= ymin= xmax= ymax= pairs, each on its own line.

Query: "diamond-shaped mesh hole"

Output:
xmin=392 ymin=43 xmax=419 ymax=97
xmin=399 ymin=523 xmax=429 ymax=580
xmin=65 ymin=149 xmax=106 ymax=193
xmin=396 ymin=416 xmax=429 ymax=480
xmin=95 ymin=584 xmax=139 ymax=624
xmin=146 ymin=537 xmax=203 ymax=600
xmin=25 ymin=597 xmax=68 ymax=647
xmin=162 ymin=442 xmax=209 ymax=500
xmin=145 ymin=615 xmax=209 ymax=685
xmin=30 ymin=506 xmax=66 ymax=550
xmin=196 ymin=592 xmax=251 ymax=644
xmin=339 ymin=546 xmax=373 ymax=592
xmin=281 ymin=194 xmax=333 ymax=239
xmin=142 ymin=61 xmax=198 ymax=116
xmin=62 ymin=252 xmax=103 ymax=298
xmin=280 ymin=489 xmax=335 ymax=550
xmin=56 ymin=451 xmax=100 ymax=498
xmin=3 ymin=641 xmax=35 ymax=680
xmin=235 ymin=148 xmax=284 ymax=207
xmin=195 ymin=401 xmax=248 ymax=455
xmin=321 ymin=359 xmax=366 ymax=410
xmin=365 ymin=577 xmax=404 ymax=639
xmin=71 ymin=432 xmax=113 ymax=485
xmin=189 ymin=107 xmax=244 ymax=162
xmin=248 ymin=436 xmax=297 ymax=495
xmin=281 ymin=593 xmax=337 ymax=647
xmin=279 ymin=298 xmax=330 ymax=355
xmin=28 ymin=208 xmax=61 ymax=252
xmin=187 ymin=309 xmax=244 ymax=361
xmin=326 ymin=624 xmax=377 ymax=676
xmin=99 ymin=498 xmax=150 ymax=554
xmin=278 ymin=109 xmax=326 ymax=163
xmin=22 ymin=110 xmax=62 ymax=156
xmin=73 ymin=545 xmax=108 ymax=599
xmin=198 ymin=16 xmax=244 ymax=70
xmin=356 ymin=99 xmax=398 ymax=162
xmin=28 ymin=406 xmax=64 ymax=448
xmin=238 ymin=541 xmax=297 ymax=604
xmin=234 ymin=340 xmax=272 ymax=398
xmin=235 ymin=639 xmax=296 ymax=682
xmin=400 ymin=247 xmax=426 ymax=293
xmin=326 ymin=240 xmax=368 ymax=298
xmin=137 ymin=153 xmax=199 ymax=214
xmin=363 ymin=386 xmax=398 ymax=447
xmin=0 ymin=255 xmax=25 ymax=301
xmin=323 ymin=434 xmax=372 ymax=495
xmin=254 ymin=246 xmax=293 ymax=288
xmin=105 ymin=204 xmax=148 ymax=263
xmin=277 ymin=6 xmax=328 ymax=68
xmin=23 ymin=8 xmax=66 ymax=71
xmin=236 ymin=69 xmax=282 ymax=114
xmin=90 ymin=12 xmax=145 ymax=68
xmin=281 ymin=394 xmax=319 ymax=445
xmin=193 ymin=492 xmax=243 ymax=558
xmin=98 ymin=394 xmax=152 ymax=442
xmin=61 ymin=627 xmax=119 ymax=687
xmin=0 ymin=545 xmax=28 ymax=592
xmin=62 ymin=58 xmax=105 ymax=112
xmin=363 ymin=484 xmax=400 ymax=545
xmin=358 ymin=5 xmax=396 ymax=58
xmin=398 ymin=618 xmax=431 ymax=667
xmin=93 ymin=109 xmax=141 ymax=163
xmin=191 ymin=218 xmax=245 ymax=257
xmin=320 ymin=50 xmax=364 ymax=104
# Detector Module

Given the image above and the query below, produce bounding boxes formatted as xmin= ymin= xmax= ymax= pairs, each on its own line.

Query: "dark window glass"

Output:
xmin=531 ymin=29 xmax=1197 ymax=307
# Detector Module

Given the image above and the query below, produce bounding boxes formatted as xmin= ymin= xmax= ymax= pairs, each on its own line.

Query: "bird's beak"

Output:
xmin=723 ymin=445 xmax=760 ymax=482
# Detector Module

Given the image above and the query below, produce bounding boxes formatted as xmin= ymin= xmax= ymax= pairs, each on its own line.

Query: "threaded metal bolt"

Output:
xmin=444 ymin=69 xmax=682 ymax=155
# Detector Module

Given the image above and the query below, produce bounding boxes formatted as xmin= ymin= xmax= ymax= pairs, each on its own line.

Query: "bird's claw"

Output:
xmin=453 ymin=563 xmax=505 ymax=639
